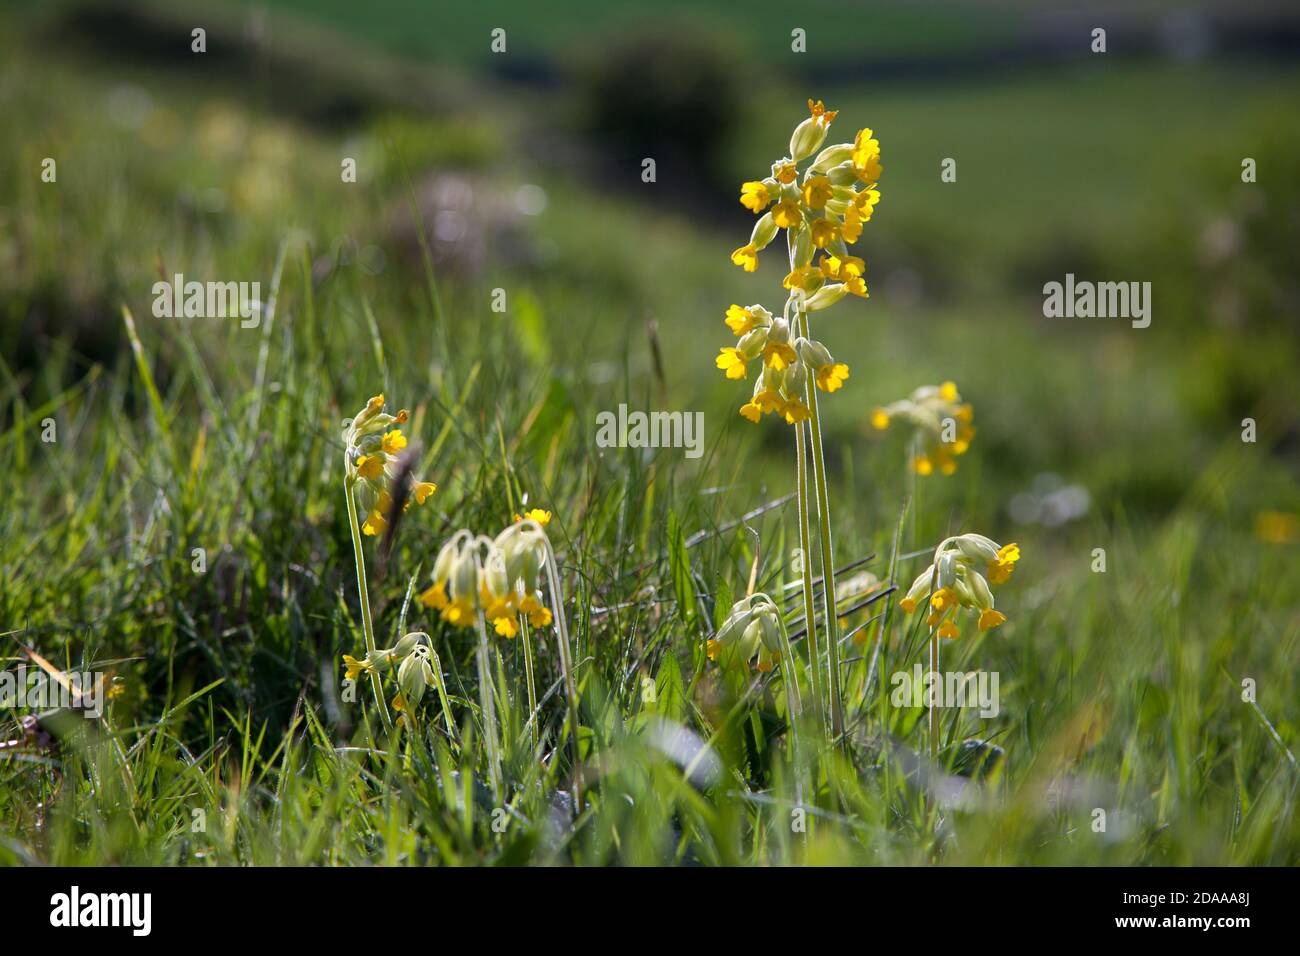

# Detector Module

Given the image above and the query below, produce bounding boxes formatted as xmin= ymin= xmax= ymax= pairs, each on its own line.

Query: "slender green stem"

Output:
xmin=427 ymin=646 xmax=458 ymax=744
xmin=794 ymin=421 xmax=825 ymax=732
xmin=343 ymin=477 xmax=393 ymax=734
xmin=520 ymin=620 xmax=539 ymax=753
xmin=927 ymin=563 xmax=940 ymax=759
xmin=543 ymin=539 xmax=584 ymax=809
xmin=776 ymin=617 xmax=804 ymax=805
xmin=474 ymin=612 xmax=503 ymax=798
xmin=798 ymin=309 xmax=845 ymax=741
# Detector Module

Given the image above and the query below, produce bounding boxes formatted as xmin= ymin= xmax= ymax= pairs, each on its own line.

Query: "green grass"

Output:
xmin=2 ymin=5 xmax=1299 ymax=866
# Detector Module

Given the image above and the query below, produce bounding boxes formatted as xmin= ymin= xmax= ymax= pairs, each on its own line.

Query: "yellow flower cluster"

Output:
xmin=707 ymin=594 xmax=785 ymax=673
xmin=341 ymin=630 xmax=435 ymax=713
xmin=870 ymin=381 xmax=975 ymax=475
xmin=420 ymin=517 xmax=554 ymax=638
xmin=716 ymin=307 xmax=850 ymax=424
xmin=719 ymin=100 xmax=881 ymax=426
xmin=899 ymin=534 xmax=1020 ymax=637
xmin=731 ymin=100 xmax=881 ymax=284
xmin=344 ymin=394 xmax=436 ymax=535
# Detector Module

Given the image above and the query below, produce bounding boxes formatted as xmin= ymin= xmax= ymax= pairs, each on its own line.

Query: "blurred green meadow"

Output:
xmin=1 ymin=0 xmax=1298 ymax=865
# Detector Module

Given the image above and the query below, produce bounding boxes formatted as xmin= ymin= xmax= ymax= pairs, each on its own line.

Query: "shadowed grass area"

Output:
xmin=1 ymin=3 xmax=1298 ymax=865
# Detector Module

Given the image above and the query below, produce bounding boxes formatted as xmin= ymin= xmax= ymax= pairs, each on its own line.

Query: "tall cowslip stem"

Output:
xmin=340 ymin=392 xmax=436 ymax=734
xmin=719 ymin=99 xmax=883 ymax=741
xmin=419 ymin=515 xmax=581 ymax=801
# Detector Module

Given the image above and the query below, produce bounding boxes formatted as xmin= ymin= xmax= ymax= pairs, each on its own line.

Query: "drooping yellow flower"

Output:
xmin=987 ymin=543 xmax=1020 ymax=584
xmin=356 ymin=454 xmax=384 ymax=481
xmin=816 ymin=363 xmax=849 ymax=392
xmin=420 ymin=580 xmax=449 ymax=610
xmin=978 ymin=609 xmax=1007 ymax=631
xmin=771 ymin=199 xmax=802 ymax=230
xmin=783 ymin=267 xmax=822 ymax=292
xmin=852 ymin=128 xmax=883 ymax=183
xmin=725 ymin=304 xmax=756 ymax=335
xmin=716 ymin=347 xmax=748 ymax=380
xmin=362 ymin=509 xmax=388 ymax=536
xmin=820 ymin=255 xmax=868 ymax=297
xmin=763 ymin=341 xmax=797 ymax=371
xmin=739 ymin=180 xmax=771 ymax=213
xmin=773 ymin=160 xmax=797 ymax=184
xmin=802 ymin=176 xmax=834 ymax=210
xmin=930 ymin=587 xmax=959 ymax=612
xmin=840 ymin=205 xmax=863 ymax=244
xmin=493 ymin=616 xmax=519 ymax=638
xmin=342 ymin=655 xmax=371 ymax=681
xmin=782 ymin=398 xmax=811 ymax=424
xmin=514 ymin=508 xmax=552 ymax=526
xmin=853 ymin=187 xmax=881 ymax=218
xmin=870 ymin=407 xmax=890 ymax=430
xmin=382 ymin=429 xmax=407 ymax=455
xmin=413 ymin=481 xmax=437 ymax=504
xmin=810 ymin=218 xmax=840 ymax=249
xmin=731 ymin=244 xmax=759 ymax=272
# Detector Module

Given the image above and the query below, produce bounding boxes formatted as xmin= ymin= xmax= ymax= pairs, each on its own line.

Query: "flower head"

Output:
xmin=708 ymin=594 xmax=786 ymax=673
xmin=870 ymin=381 xmax=975 ymax=475
xmin=718 ymin=101 xmax=883 ymax=427
xmin=344 ymin=394 xmax=436 ymax=535
xmin=899 ymin=534 xmax=1020 ymax=637
xmin=421 ymin=517 xmax=556 ymax=637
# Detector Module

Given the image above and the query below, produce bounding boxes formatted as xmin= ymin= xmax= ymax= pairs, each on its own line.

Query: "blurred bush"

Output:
xmin=573 ymin=21 xmax=745 ymax=197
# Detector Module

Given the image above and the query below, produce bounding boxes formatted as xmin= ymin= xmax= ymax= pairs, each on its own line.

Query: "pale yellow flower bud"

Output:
xmin=790 ymin=116 xmax=829 ymax=162
xmin=751 ymin=212 xmax=778 ymax=251
xmin=804 ymin=283 xmax=847 ymax=312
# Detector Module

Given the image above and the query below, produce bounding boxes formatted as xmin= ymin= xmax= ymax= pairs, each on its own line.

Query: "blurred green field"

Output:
xmin=1 ymin=0 xmax=1298 ymax=866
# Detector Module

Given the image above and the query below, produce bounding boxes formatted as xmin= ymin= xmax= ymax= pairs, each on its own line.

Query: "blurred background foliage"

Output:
xmin=1 ymin=0 xmax=1298 ymax=864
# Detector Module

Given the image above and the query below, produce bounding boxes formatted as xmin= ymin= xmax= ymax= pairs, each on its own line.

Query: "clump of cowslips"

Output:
xmin=717 ymin=99 xmax=881 ymax=425
xmin=707 ymin=594 xmax=786 ymax=673
xmin=870 ymin=381 xmax=975 ymax=475
xmin=343 ymin=631 xmax=435 ymax=713
xmin=420 ymin=517 xmax=554 ymax=637
xmin=899 ymin=533 xmax=1021 ymax=637
xmin=343 ymin=394 xmax=436 ymax=534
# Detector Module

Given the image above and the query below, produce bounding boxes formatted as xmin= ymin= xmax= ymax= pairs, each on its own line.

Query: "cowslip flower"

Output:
xmin=727 ymin=326 xmax=849 ymax=426
xmin=344 ymin=394 xmax=436 ymax=534
xmin=870 ymin=381 xmax=975 ymax=475
xmin=340 ymin=630 xmax=431 ymax=703
xmin=420 ymin=518 xmax=555 ymax=637
xmin=899 ymin=533 xmax=1020 ymax=636
xmin=728 ymin=99 xmax=882 ymax=276
xmin=707 ymin=594 xmax=786 ymax=673
xmin=719 ymin=100 xmax=881 ymax=427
